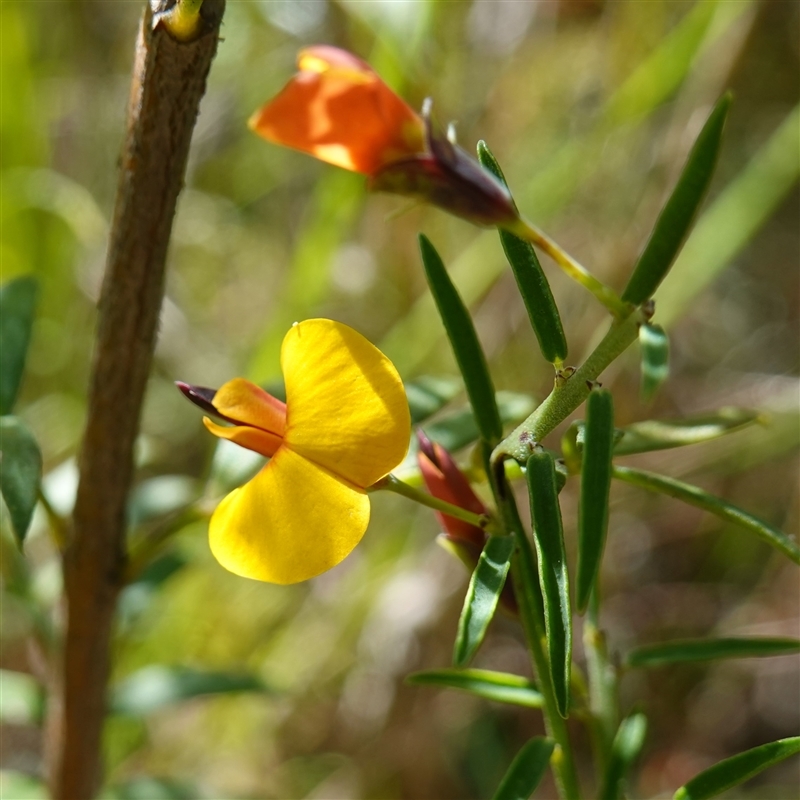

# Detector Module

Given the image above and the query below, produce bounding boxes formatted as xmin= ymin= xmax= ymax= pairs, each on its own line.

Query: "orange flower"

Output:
xmin=250 ymin=46 xmax=518 ymax=227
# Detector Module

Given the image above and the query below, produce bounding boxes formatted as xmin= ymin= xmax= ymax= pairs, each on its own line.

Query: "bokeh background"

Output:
xmin=1 ymin=1 xmax=798 ymax=798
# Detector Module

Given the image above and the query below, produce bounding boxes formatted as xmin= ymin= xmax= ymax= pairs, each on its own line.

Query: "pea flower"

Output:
xmin=178 ymin=319 xmax=410 ymax=584
xmin=417 ymin=430 xmax=517 ymax=613
xmin=249 ymin=45 xmax=518 ymax=228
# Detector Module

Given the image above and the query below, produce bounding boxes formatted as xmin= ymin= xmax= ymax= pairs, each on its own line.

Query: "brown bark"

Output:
xmin=54 ymin=3 xmax=224 ymax=797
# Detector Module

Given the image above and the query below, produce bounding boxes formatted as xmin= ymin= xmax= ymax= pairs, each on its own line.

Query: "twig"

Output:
xmin=50 ymin=3 xmax=225 ymax=797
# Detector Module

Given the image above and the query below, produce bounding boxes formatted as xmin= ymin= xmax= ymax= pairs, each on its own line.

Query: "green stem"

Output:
xmin=507 ymin=218 xmax=632 ymax=319
xmin=493 ymin=310 xmax=644 ymax=463
xmin=482 ymin=444 xmax=582 ymax=800
xmin=374 ymin=474 xmax=494 ymax=532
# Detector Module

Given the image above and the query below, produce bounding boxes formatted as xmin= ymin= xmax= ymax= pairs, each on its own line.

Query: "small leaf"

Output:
xmin=577 ymin=390 xmax=615 ymax=614
xmin=419 ymin=235 xmax=503 ymax=445
xmin=477 ymin=141 xmax=568 ymax=365
xmin=526 ymin=449 xmax=572 ymax=717
xmin=599 ymin=713 xmax=648 ymax=800
xmin=673 ymin=737 xmax=800 ymax=800
xmin=639 ymin=323 xmax=669 ymax=402
xmin=627 ymin=637 xmax=800 ymax=668
xmin=613 ymin=408 xmax=761 ymax=456
xmin=426 ymin=392 xmax=536 ymax=453
xmin=0 ymin=416 xmax=43 ymax=546
xmin=110 ymin=666 xmax=269 ymax=716
xmin=406 ymin=668 xmax=543 ymax=708
xmin=622 ymin=94 xmax=731 ymax=305
xmin=406 ymin=375 xmax=462 ymax=423
xmin=0 ymin=276 xmax=38 ymax=415
xmin=613 ymin=465 xmax=800 ymax=564
xmin=453 ymin=535 xmax=515 ymax=667
xmin=492 ymin=737 xmax=555 ymax=800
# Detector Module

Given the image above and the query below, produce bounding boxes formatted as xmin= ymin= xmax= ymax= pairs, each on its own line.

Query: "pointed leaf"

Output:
xmin=492 ymin=737 xmax=555 ymax=800
xmin=622 ymin=94 xmax=731 ymax=305
xmin=627 ymin=637 xmax=800 ymax=668
xmin=577 ymin=390 xmax=615 ymax=613
xmin=639 ymin=323 xmax=669 ymax=402
xmin=0 ymin=276 xmax=38 ymax=415
xmin=613 ymin=408 xmax=761 ymax=456
xmin=599 ymin=713 xmax=648 ymax=800
xmin=406 ymin=375 xmax=462 ymax=423
xmin=453 ymin=535 xmax=515 ymax=667
xmin=526 ymin=449 xmax=572 ymax=717
xmin=406 ymin=668 xmax=543 ymax=708
xmin=426 ymin=392 xmax=536 ymax=453
xmin=613 ymin=465 xmax=800 ymax=564
xmin=673 ymin=737 xmax=800 ymax=800
xmin=477 ymin=142 xmax=567 ymax=365
xmin=419 ymin=235 xmax=503 ymax=445
xmin=0 ymin=416 xmax=42 ymax=546
xmin=110 ymin=666 xmax=270 ymax=716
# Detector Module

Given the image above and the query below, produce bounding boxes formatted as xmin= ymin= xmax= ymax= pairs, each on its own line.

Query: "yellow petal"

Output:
xmin=281 ymin=319 xmax=410 ymax=488
xmin=212 ymin=378 xmax=286 ymax=437
xmin=209 ymin=447 xmax=369 ymax=584
xmin=203 ymin=417 xmax=282 ymax=458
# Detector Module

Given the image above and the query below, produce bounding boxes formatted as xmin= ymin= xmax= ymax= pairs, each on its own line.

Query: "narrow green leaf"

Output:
xmin=526 ymin=449 xmax=572 ymax=717
xmin=110 ymin=666 xmax=269 ymax=716
xmin=627 ymin=637 xmax=800 ymax=668
xmin=577 ymin=390 xmax=615 ymax=614
xmin=599 ymin=713 xmax=648 ymax=800
xmin=622 ymin=94 xmax=731 ymax=305
xmin=674 ymin=737 xmax=800 ymax=800
xmin=406 ymin=375 xmax=462 ymax=424
xmin=613 ymin=408 xmax=760 ymax=456
xmin=0 ymin=416 xmax=42 ymax=546
xmin=613 ymin=465 xmax=800 ymax=564
xmin=454 ymin=535 xmax=515 ymax=667
xmin=426 ymin=392 xmax=536 ymax=453
xmin=419 ymin=235 xmax=503 ymax=445
xmin=492 ymin=737 xmax=555 ymax=800
xmin=639 ymin=323 xmax=669 ymax=402
xmin=477 ymin=142 xmax=567 ymax=365
xmin=0 ymin=276 xmax=38 ymax=415
xmin=406 ymin=668 xmax=543 ymax=708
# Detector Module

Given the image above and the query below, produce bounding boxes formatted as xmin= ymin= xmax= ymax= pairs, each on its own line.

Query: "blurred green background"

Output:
xmin=1 ymin=0 xmax=798 ymax=798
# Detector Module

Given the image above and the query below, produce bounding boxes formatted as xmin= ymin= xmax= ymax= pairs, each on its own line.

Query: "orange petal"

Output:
xmin=211 ymin=378 xmax=286 ymax=437
xmin=203 ymin=417 xmax=283 ymax=459
xmin=208 ymin=447 xmax=370 ymax=584
xmin=249 ymin=46 xmax=425 ymax=175
xmin=281 ymin=319 xmax=410 ymax=489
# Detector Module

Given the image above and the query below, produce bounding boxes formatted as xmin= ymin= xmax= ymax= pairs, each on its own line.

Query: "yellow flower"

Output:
xmin=178 ymin=319 xmax=410 ymax=584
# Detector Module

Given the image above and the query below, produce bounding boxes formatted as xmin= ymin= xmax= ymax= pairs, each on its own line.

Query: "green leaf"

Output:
xmin=599 ymin=713 xmax=648 ymax=800
xmin=110 ymin=666 xmax=269 ymax=716
xmin=425 ymin=392 xmax=536 ymax=453
xmin=612 ymin=465 xmax=800 ymax=564
xmin=613 ymin=408 xmax=761 ymax=456
xmin=0 ymin=771 xmax=47 ymax=800
xmin=627 ymin=637 xmax=800 ymax=668
xmin=639 ymin=323 xmax=669 ymax=402
xmin=0 ymin=276 xmax=38 ymax=415
xmin=453 ymin=535 xmax=515 ymax=667
xmin=419 ymin=234 xmax=503 ymax=445
xmin=526 ymin=449 xmax=572 ymax=717
xmin=492 ymin=737 xmax=555 ymax=800
xmin=0 ymin=416 xmax=42 ymax=546
xmin=673 ymin=737 xmax=800 ymax=800
xmin=577 ymin=390 xmax=615 ymax=614
xmin=622 ymin=94 xmax=731 ymax=305
xmin=406 ymin=375 xmax=462 ymax=424
xmin=406 ymin=668 xmax=543 ymax=708
xmin=477 ymin=142 xmax=567 ymax=365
